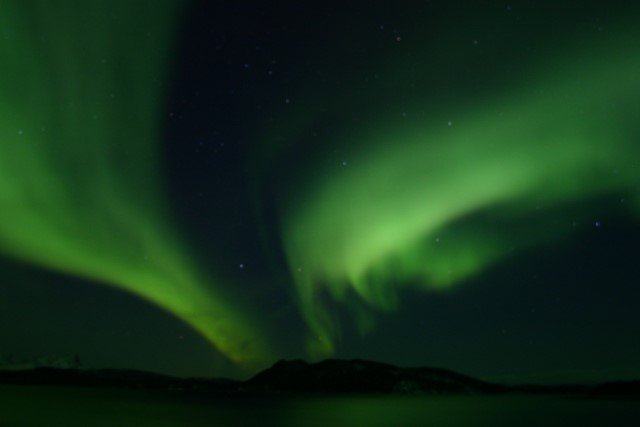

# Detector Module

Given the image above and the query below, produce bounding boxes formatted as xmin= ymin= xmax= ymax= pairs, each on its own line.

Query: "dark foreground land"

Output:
xmin=1 ymin=360 xmax=639 ymax=426
xmin=1 ymin=359 xmax=639 ymax=396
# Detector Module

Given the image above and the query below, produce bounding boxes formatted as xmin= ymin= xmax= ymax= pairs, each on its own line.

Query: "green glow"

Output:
xmin=279 ymin=32 xmax=640 ymax=357
xmin=0 ymin=1 xmax=270 ymax=366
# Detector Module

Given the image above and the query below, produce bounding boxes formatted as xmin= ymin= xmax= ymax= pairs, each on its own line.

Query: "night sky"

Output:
xmin=1 ymin=1 xmax=639 ymax=382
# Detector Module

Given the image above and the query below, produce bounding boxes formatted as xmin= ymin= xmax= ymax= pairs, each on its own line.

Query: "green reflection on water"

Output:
xmin=1 ymin=387 xmax=639 ymax=427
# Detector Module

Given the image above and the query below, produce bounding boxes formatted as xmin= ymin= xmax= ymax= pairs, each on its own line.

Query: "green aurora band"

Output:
xmin=0 ymin=1 xmax=271 ymax=366
xmin=275 ymin=29 xmax=640 ymax=356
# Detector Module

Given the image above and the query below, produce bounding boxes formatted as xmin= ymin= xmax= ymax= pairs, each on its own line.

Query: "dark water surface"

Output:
xmin=1 ymin=386 xmax=638 ymax=426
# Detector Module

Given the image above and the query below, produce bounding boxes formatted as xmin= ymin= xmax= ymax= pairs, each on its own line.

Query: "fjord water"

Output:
xmin=1 ymin=386 xmax=639 ymax=427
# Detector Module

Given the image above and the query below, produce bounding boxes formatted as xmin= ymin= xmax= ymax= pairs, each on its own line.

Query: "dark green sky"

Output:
xmin=1 ymin=0 xmax=639 ymax=381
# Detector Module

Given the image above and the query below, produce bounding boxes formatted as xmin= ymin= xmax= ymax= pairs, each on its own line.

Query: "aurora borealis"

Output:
xmin=1 ymin=1 xmax=639 ymax=380
xmin=0 ymin=1 xmax=270 ymax=367
xmin=281 ymin=30 xmax=640 ymax=357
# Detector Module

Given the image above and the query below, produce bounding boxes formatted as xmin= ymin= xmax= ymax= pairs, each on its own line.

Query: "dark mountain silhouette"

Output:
xmin=592 ymin=380 xmax=640 ymax=396
xmin=247 ymin=359 xmax=506 ymax=394
xmin=0 ymin=367 xmax=238 ymax=391
xmin=1 ymin=359 xmax=638 ymax=397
